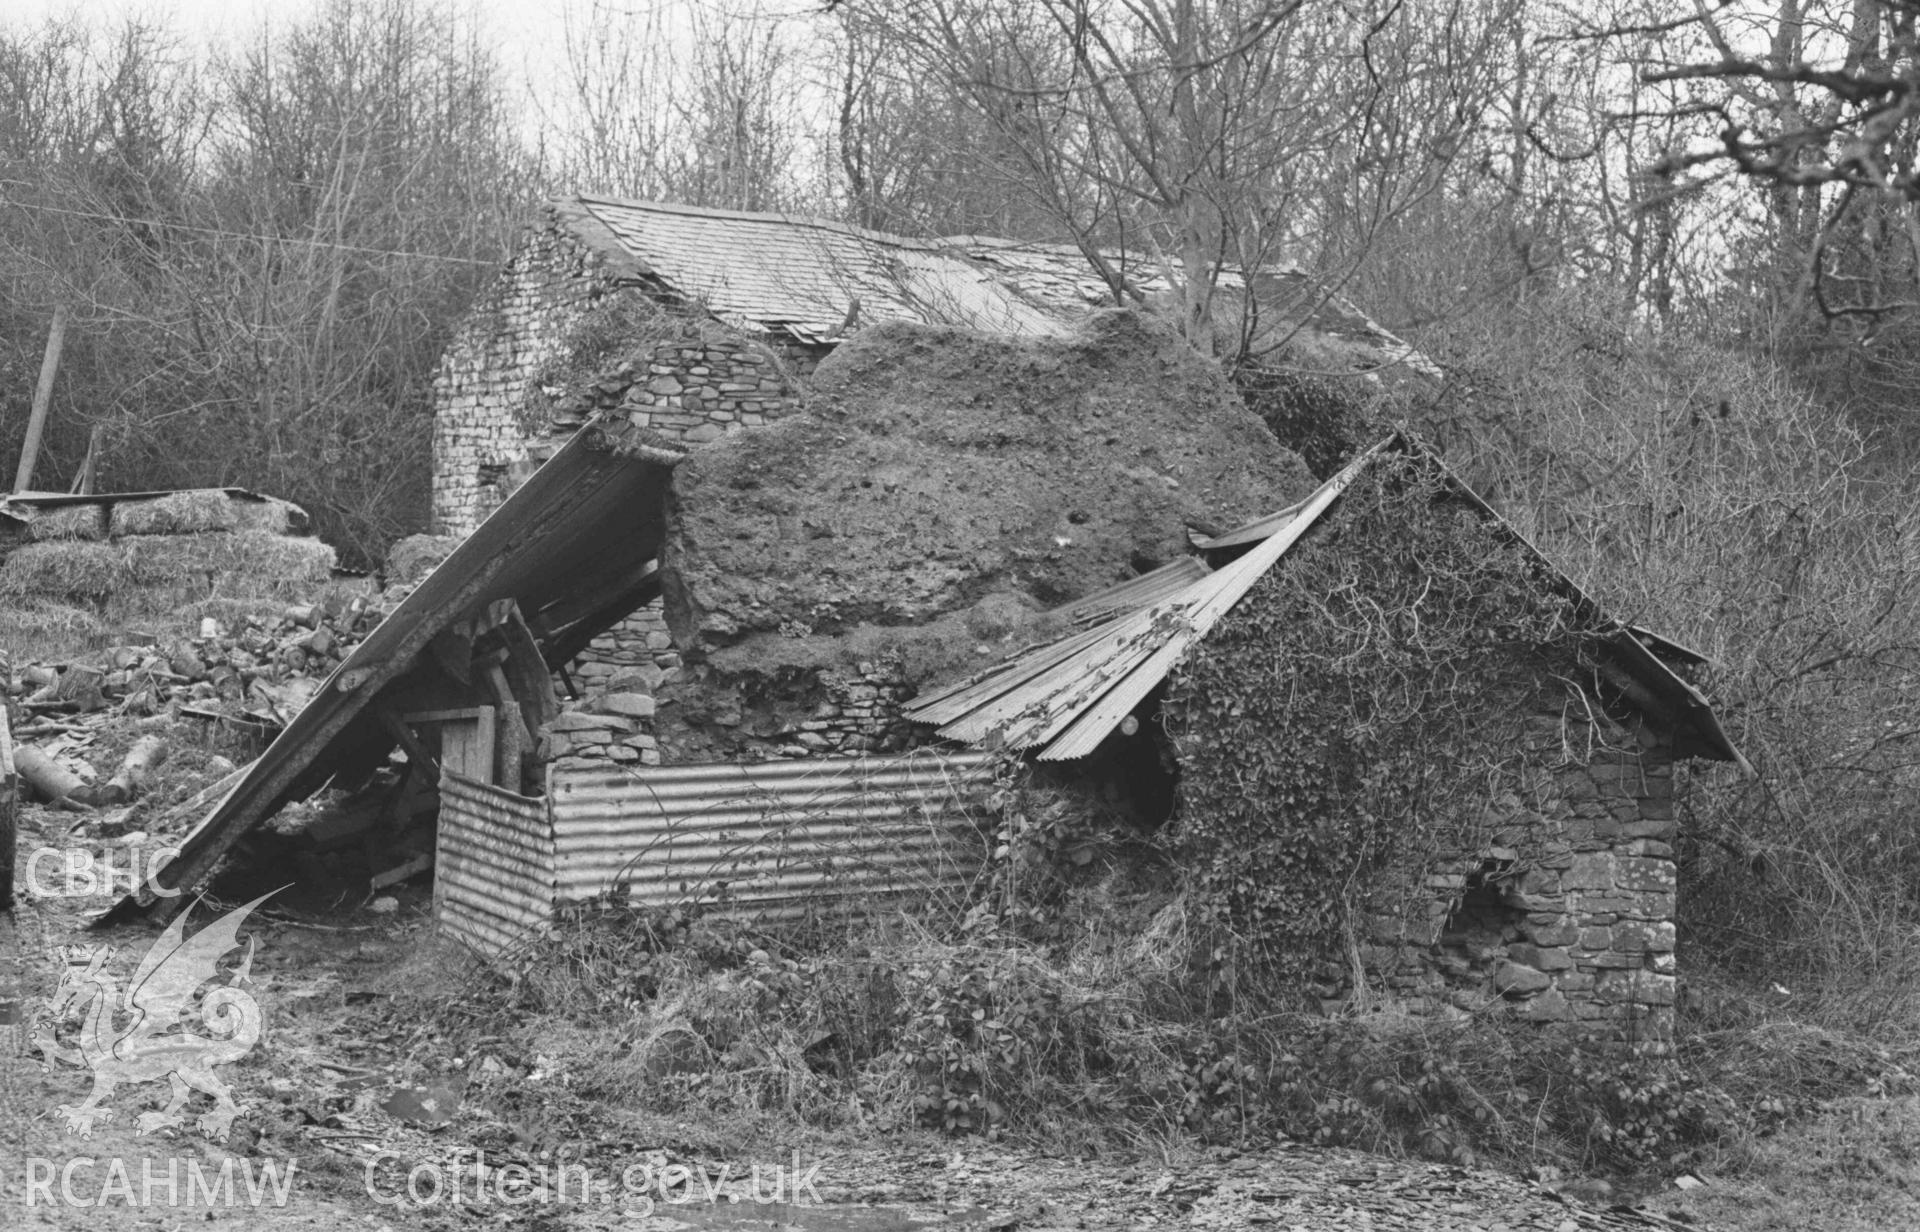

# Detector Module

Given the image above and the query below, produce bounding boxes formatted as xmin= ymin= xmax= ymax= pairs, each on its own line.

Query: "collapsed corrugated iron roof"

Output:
xmin=906 ymin=434 xmax=1748 ymax=771
xmin=559 ymin=196 xmax=1436 ymax=377
xmin=103 ymin=416 xmax=685 ymax=924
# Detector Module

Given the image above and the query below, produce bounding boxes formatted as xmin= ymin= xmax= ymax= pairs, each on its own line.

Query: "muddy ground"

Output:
xmin=0 ymin=796 xmax=1746 ymax=1232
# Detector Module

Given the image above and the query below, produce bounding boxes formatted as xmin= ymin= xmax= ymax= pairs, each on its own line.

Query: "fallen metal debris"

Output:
xmin=909 ymin=433 xmax=1749 ymax=770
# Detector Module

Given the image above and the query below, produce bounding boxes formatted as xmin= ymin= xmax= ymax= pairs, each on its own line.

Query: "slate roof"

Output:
xmin=563 ymin=196 xmax=1436 ymax=377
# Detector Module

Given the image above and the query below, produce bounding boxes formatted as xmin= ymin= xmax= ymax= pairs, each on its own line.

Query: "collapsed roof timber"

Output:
xmin=99 ymin=419 xmax=683 ymax=924
xmin=108 ymin=416 xmax=1744 ymax=923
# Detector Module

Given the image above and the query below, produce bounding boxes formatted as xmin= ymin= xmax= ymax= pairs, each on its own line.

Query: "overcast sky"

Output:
xmin=7 ymin=0 xmax=568 ymax=44
xmin=5 ymin=0 xmax=587 ymax=100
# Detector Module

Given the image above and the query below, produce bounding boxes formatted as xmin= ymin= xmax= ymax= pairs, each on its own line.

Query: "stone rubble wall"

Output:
xmin=537 ymin=611 xmax=917 ymax=775
xmin=430 ymin=209 xmax=818 ymax=539
xmin=434 ymin=210 xmax=833 ymax=734
xmin=431 ymin=215 xmax=615 ymax=539
xmin=544 ymin=337 xmax=807 ymax=449
xmin=1350 ymin=705 xmax=1679 ymax=1053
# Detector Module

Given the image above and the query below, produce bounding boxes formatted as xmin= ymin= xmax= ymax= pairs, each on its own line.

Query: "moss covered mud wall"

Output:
xmin=637 ymin=311 xmax=1314 ymax=766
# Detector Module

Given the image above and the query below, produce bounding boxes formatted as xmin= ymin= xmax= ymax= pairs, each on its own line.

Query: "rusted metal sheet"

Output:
xmin=105 ymin=415 xmax=684 ymax=923
xmin=909 ymin=435 xmax=1747 ymax=769
xmin=909 ymin=444 xmax=1383 ymax=760
xmin=547 ymin=750 xmax=994 ymax=917
xmin=434 ymin=770 xmax=555 ymax=957
xmin=1055 ymin=558 xmax=1209 ymax=626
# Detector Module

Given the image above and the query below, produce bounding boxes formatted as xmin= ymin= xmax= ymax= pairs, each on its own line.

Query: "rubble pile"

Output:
xmin=1 ymin=594 xmax=384 ymax=817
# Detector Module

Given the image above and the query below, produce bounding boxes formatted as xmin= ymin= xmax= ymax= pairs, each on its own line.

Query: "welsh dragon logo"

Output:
xmin=31 ymin=891 xmax=274 ymax=1141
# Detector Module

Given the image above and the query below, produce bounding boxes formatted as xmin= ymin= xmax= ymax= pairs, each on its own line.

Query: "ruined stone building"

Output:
xmin=425 ymin=195 xmax=1435 ymax=764
xmin=127 ymin=199 xmax=1736 ymax=1054
xmin=905 ymin=434 xmax=1744 ymax=1051
xmin=429 ymin=195 xmax=1433 ymax=540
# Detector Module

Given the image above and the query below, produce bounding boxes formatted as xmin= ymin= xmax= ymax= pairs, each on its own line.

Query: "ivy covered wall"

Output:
xmin=1165 ymin=460 xmax=1680 ymax=1051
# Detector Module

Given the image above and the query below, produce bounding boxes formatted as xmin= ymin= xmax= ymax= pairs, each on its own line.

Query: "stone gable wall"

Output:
xmin=430 ymin=211 xmax=817 ymax=539
xmin=1351 ymin=702 xmax=1679 ymax=1053
xmin=431 ymin=214 xmax=617 ymax=539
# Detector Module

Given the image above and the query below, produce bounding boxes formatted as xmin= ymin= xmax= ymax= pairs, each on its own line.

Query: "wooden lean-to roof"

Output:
xmin=103 ymin=416 xmax=686 ymax=923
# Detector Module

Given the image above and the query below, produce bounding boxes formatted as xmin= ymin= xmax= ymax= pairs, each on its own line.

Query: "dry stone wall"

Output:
xmin=430 ymin=209 xmax=815 ymax=539
xmin=433 ymin=208 xmax=829 ymax=718
xmin=537 ymin=615 xmax=918 ymax=776
xmin=431 ymin=215 xmax=615 ymax=539
xmin=1350 ymin=705 xmax=1679 ymax=1053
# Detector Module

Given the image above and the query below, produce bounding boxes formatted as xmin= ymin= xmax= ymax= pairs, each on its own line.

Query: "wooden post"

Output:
xmin=14 ymin=305 xmax=69 ymax=493
xmin=68 ymin=424 xmax=102 ymax=495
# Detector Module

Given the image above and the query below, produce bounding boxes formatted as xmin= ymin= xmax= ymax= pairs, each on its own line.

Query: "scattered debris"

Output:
xmin=2 ymin=596 xmax=385 ymax=828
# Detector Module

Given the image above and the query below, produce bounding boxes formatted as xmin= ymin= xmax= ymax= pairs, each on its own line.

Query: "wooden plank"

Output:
xmin=401 ymin=707 xmax=491 ymax=725
xmin=435 ymin=706 xmax=497 ymax=783
xmin=498 ymin=601 xmax=558 ymax=736
xmin=377 ymin=709 xmax=441 ymax=780
xmin=484 ymin=664 xmax=529 ymax=792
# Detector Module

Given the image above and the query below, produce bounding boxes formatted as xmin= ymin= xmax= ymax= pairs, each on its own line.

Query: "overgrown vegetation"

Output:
xmin=401 ymin=861 xmax=1918 ymax=1183
xmin=1416 ymin=286 xmax=1920 ymax=1033
xmin=1167 ymin=461 xmax=1587 ymax=975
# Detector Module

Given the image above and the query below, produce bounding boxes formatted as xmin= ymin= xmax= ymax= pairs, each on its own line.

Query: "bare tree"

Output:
xmin=833 ymin=0 xmax=1520 ymax=364
xmin=0 ymin=1 xmax=536 ymax=563
xmin=548 ymin=0 xmax=813 ymax=212
xmin=1629 ymin=0 xmax=1920 ymax=322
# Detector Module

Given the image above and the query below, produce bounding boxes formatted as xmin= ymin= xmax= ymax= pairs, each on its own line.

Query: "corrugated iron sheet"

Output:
xmin=1055 ymin=558 xmax=1210 ymax=626
xmin=908 ymin=435 xmax=1748 ymax=769
xmin=106 ymin=415 xmax=685 ymax=923
xmin=435 ymin=771 xmax=555 ymax=956
xmin=548 ymin=750 xmax=995 ymax=917
xmin=907 ymin=444 xmax=1385 ymax=760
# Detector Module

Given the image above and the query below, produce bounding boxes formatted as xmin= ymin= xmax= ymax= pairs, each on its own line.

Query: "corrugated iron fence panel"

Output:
xmin=549 ymin=750 xmax=995 ymax=919
xmin=435 ymin=770 xmax=554 ymax=956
